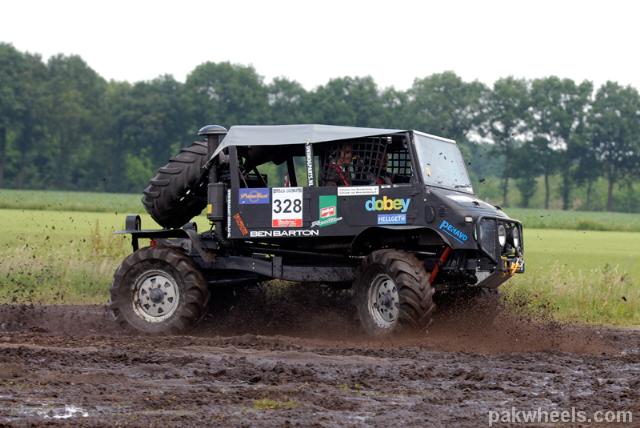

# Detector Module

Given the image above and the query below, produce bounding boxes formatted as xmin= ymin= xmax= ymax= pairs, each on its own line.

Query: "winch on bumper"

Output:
xmin=474 ymin=215 xmax=524 ymax=288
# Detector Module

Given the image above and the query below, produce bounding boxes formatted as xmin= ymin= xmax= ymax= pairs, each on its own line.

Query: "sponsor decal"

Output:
xmin=338 ymin=186 xmax=379 ymax=196
xmin=239 ymin=188 xmax=270 ymax=204
xmin=321 ymin=206 xmax=335 ymax=218
xmin=378 ymin=214 xmax=407 ymax=225
xmin=272 ymin=219 xmax=302 ymax=228
xmin=438 ymin=220 xmax=469 ymax=244
xmin=365 ymin=196 xmax=411 ymax=213
xmin=226 ymin=189 xmax=231 ymax=238
xmin=305 ymin=142 xmax=314 ymax=186
xmin=233 ymin=213 xmax=249 ymax=236
xmin=311 ymin=195 xmax=342 ymax=228
xmin=250 ymin=230 xmax=320 ymax=238
xmin=272 ymin=187 xmax=303 ymax=228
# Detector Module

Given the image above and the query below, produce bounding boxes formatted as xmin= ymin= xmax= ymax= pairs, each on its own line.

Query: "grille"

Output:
xmin=479 ymin=218 xmax=499 ymax=261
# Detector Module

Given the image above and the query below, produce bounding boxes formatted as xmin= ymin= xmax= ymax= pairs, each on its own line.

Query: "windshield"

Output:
xmin=413 ymin=133 xmax=474 ymax=193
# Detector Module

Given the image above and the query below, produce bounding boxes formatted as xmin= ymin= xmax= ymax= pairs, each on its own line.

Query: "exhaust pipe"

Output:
xmin=198 ymin=125 xmax=227 ymax=239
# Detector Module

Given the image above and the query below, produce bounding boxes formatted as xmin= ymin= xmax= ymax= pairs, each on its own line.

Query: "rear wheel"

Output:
xmin=110 ymin=247 xmax=209 ymax=334
xmin=142 ymin=141 xmax=209 ymax=229
xmin=354 ymin=250 xmax=434 ymax=337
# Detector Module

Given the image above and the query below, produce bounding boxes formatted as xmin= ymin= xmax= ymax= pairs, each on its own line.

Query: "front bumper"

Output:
xmin=476 ymin=255 xmax=525 ymax=289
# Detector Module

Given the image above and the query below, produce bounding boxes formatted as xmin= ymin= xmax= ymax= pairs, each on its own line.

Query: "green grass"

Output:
xmin=506 ymin=208 xmax=640 ymax=232
xmin=502 ymin=229 xmax=640 ymax=326
xmin=0 ymin=189 xmax=143 ymax=213
xmin=0 ymin=208 xmax=638 ymax=326
xmin=0 ymin=209 xmax=209 ymax=304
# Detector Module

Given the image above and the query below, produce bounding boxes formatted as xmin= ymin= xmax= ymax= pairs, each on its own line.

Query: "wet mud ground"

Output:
xmin=0 ymin=284 xmax=639 ymax=427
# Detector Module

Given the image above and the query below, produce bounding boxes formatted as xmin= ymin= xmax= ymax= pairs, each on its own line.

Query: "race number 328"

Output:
xmin=272 ymin=187 xmax=303 ymax=228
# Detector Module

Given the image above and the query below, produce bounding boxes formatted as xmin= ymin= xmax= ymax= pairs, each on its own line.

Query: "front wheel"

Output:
xmin=354 ymin=250 xmax=435 ymax=337
xmin=110 ymin=247 xmax=209 ymax=334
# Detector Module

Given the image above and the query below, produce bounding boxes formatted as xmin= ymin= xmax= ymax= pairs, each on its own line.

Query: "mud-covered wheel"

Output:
xmin=142 ymin=141 xmax=209 ymax=229
xmin=110 ymin=247 xmax=209 ymax=334
xmin=434 ymin=287 xmax=501 ymax=325
xmin=354 ymin=250 xmax=435 ymax=337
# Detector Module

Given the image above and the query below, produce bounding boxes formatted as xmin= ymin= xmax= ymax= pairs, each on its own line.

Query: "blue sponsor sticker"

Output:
xmin=377 ymin=213 xmax=407 ymax=225
xmin=438 ymin=220 xmax=469 ymax=243
xmin=239 ymin=188 xmax=270 ymax=204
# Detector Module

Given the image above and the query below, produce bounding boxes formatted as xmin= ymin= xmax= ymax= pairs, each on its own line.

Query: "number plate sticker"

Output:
xmin=272 ymin=187 xmax=303 ymax=228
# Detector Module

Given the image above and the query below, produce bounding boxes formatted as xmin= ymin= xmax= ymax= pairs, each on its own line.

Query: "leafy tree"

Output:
xmin=267 ymin=77 xmax=309 ymax=124
xmin=379 ymin=87 xmax=410 ymax=129
xmin=0 ymin=43 xmax=24 ymax=187
xmin=43 ymin=54 xmax=107 ymax=189
xmin=482 ymin=77 xmax=530 ymax=207
xmin=590 ymin=82 xmax=640 ymax=211
xmin=0 ymin=44 xmax=49 ymax=189
xmin=307 ymin=76 xmax=384 ymax=127
xmin=529 ymin=137 xmax=560 ymax=209
xmin=573 ymin=122 xmax=600 ymax=210
xmin=512 ymin=141 xmax=544 ymax=207
xmin=184 ymin=62 xmax=268 ymax=130
xmin=3 ymin=43 xmax=640 ymax=212
xmin=408 ymin=72 xmax=487 ymax=144
xmin=104 ymin=76 xmax=187 ymax=191
xmin=13 ymin=52 xmax=47 ymax=188
xmin=530 ymin=77 xmax=593 ymax=210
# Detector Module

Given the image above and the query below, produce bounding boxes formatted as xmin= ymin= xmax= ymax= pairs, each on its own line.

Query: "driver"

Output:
xmin=371 ymin=154 xmax=393 ymax=185
xmin=322 ymin=143 xmax=353 ymax=186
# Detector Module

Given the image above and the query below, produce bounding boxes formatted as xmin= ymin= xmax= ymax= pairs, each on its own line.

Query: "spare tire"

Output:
xmin=142 ymin=141 xmax=209 ymax=229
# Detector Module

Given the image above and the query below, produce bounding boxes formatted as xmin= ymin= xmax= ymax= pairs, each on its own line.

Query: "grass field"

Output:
xmin=502 ymin=229 xmax=639 ymax=326
xmin=507 ymin=208 xmax=640 ymax=232
xmin=0 ymin=207 xmax=638 ymax=326
xmin=0 ymin=189 xmax=143 ymax=213
xmin=0 ymin=208 xmax=210 ymax=304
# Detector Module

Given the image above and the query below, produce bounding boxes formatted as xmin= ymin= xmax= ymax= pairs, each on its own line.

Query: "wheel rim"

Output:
xmin=368 ymin=273 xmax=400 ymax=328
xmin=132 ymin=270 xmax=180 ymax=323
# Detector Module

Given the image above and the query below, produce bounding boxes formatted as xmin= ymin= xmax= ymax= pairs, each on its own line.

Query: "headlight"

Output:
xmin=511 ymin=227 xmax=520 ymax=248
xmin=498 ymin=224 xmax=507 ymax=247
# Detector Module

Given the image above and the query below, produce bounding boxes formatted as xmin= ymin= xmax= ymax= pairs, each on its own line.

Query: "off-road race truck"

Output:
xmin=110 ymin=124 xmax=524 ymax=337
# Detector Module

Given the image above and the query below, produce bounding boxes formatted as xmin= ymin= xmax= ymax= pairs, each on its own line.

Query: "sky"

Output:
xmin=1 ymin=0 xmax=638 ymax=91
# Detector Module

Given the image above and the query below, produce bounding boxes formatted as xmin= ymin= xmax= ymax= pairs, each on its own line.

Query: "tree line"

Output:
xmin=1 ymin=43 xmax=639 ymax=212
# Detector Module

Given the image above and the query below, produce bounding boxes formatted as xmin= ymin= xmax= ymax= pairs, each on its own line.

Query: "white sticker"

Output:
xmin=226 ymin=189 xmax=231 ymax=238
xmin=337 ymin=186 xmax=380 ymax=196
xmin=272 ymin=187 xmax=303 ymax=227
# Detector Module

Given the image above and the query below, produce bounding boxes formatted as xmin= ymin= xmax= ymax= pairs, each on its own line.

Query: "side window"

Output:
xmin=318 ymin=136 xmax=413 ymax=186
xmin=291 ymin=156 xmax=308 ymax=186
xmin=238 ymin=144 xmax=309 ymax=188
xmin=318 ymin=141 xmax=357 ymax=187
xmin=238 ymin=159 xmax=269 ymax=188
xmin=386 ymin=144 xmax=413 ymax=184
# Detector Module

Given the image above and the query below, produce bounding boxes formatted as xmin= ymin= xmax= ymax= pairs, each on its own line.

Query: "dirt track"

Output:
xmin=0 ymin=285 xmax=639 ymax=427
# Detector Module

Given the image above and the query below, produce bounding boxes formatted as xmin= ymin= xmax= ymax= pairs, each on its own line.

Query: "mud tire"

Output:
xmin=354 ymin=249 xmax=435 ymax=337
xmin=110 ymin=247 xmax=209 ymax=334
xmin=142 ymin=141 xmax=209 ymax=229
